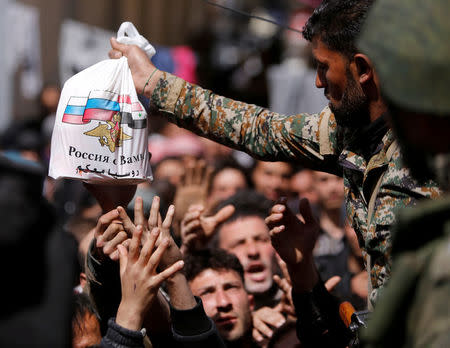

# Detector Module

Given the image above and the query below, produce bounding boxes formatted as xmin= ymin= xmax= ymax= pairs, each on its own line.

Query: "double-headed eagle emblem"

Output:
xmin=84 ymin=113 xmax=132 ymax=153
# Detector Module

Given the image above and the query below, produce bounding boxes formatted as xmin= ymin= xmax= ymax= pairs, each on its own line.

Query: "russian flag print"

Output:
xmin=62 ymin=90 xmax=146 ymax=129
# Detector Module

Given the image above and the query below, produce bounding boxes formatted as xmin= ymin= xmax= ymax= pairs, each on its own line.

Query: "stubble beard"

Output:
xmin=329 ymin=69 xmax=370 ymax=130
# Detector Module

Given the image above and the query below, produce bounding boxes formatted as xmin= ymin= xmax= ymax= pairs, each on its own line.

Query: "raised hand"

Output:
xmin=172 ymin=160 xmax=214 ymax=236
xmin=133 ymin=195 xmax=183 ymax=271
xmin=180 ymin=203 xmax=235 ymax=254
xmin=252 ymin=306 xmax=286 ymax=347
xmin=265 ymin=198 xmax=320 ymax=291
xmin=273 ymin=257 xmax=295 ymax=317
xmin=93 ymin=207 xmax=131 ymax=261
xmin=115 ymin=226 xmax=184 ymax=331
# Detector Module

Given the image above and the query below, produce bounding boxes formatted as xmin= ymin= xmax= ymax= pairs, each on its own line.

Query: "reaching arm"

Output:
xmin=109 ymin=39 xmax=341 ymax=173
xmin=266 ymin=198 xmax=352 ymax=347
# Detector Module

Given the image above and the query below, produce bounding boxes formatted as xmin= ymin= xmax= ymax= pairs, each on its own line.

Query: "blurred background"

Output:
xmin=1 ymin=0 xmax=325 ymax=128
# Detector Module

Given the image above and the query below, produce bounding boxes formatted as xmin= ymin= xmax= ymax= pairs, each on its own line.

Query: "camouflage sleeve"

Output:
xmin=151 ymin=72 xmax=341 ymax=173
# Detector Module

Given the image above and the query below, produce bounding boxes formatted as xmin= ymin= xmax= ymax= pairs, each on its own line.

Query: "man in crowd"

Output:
xmin=213 ymin=190 xmax=280 ymax=310
xmin=250 ymin=161 xmax=294 ymax=202
xmin=180 ymin=190 xmax=280 ymax=310
xmin=184 ymin=248 xmax=259 ymax=348
xmin=108 ymin=0 xmax=440 ymax=321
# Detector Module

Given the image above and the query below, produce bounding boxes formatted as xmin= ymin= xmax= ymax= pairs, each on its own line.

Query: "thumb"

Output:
xmin=117 ymin=244 xmax=128 ymax=275
xmin=213 ymin=204 xmax=235 ymax=224
xmin=298 ymin=198 xmax=315 ymax=224
xmin=110 ymin=37 xmax=129 ymax=54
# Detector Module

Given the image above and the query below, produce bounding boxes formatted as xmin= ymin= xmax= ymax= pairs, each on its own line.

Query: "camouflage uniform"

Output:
xmin=357 ymin=0 xmax=450 ymax=346
xmin=150 ymin=73 xmax=440 ymax=306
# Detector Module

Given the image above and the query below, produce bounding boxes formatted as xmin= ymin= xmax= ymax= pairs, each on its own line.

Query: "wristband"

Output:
xmin=142 ymin=68 xmax=158 ymax=94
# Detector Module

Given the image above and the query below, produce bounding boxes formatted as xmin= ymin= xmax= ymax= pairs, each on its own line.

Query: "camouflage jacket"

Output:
xmin=150 ymin=72 xmax=441 ymax=306
xmin=361 ymin=197 xmax=450 ymax=348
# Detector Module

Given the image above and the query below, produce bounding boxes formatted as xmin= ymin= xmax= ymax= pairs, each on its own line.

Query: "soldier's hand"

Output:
xmin=109 ymin=38 xmax=162 ymax=95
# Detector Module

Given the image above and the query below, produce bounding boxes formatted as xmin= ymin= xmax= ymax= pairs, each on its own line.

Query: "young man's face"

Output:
xmin=313 ymin=171 xmax=344 ymax=211
xmin=208 ymin=168 xmax=248 ymax=206
xmin=251 ymin=161 xmax=293 ymax=201
xmin=218 ymin=216 xmax=275 ymax=295
xmin=189 ymin=269 xmax=253 ymax=342
xmin=312 ymin=37 xmax=369 ymax=128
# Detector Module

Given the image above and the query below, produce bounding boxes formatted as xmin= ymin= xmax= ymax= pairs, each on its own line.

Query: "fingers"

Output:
xmin=110 ymin=238 xmax=131 ymax=261
xmin=276 ymin=256 xmax=291 ymax=282
xmin=252 ymin=328 xmax=265 ymax=344
xmin=153 ymin=260 xmax=184 ymax=287
xmin=148 ymin=196 xmax=160 ymax=228
xmin=183 ymin=164 xmax=195 ymax=185
xmin=139 ymin=227 xmax=160 ymax=266
xmin=133 ymin=196 xmax=147 ymax=228
xmin=193 ymin=160 xmax=206 ymax=185
xmin=273 ymin=275 xmax=292 ymax=295
xmin=103 ymin=230 xmax=128 ymax=257
xmin=128 ymin=225 xmax=143 ymax=262
xmin=213 ymin=204 xmax=235 ymax=224
xmin=325 ymin=276 xmax=342 ymax=292
xmin=145 ymin=237 xmax=169 ymax=272
xmin=117 ymin=206 xmax=136 ymax=236
xmin=182 ymin=206 xmax=203 ymax=224
xmin=265 ymin=205 xmax=286 ymax=230
xmin=162 ymin=205 xmax=175 ymax=231
xmin=108 ymin=48 xmax=122 ymax=59
xmin=117 ymin=244 xmax=128 ymax=275
xmin=110 ymin=37 xmax=128 ymax=55
xmin=183 ymin=233 xmax=200 ymax=246
xmin=96 ymin=222 xmax=123 ymax=247
xmin=95 ymin=209 xmax=120 ymax=239
xmin=253 ymin=318 xmax=273 ymax=340
xmin=182 ymin=220 xmax=201 ymax=237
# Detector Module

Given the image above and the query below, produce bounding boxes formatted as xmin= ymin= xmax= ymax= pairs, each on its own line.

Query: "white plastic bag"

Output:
xmin=116 ymin=22 xmax=156 ymax=59
xmin=48 ymin=56 xmax=152 ymax=184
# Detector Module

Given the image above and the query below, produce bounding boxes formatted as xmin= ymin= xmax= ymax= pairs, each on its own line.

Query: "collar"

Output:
xmin=338 ymin=115 xmax=391 ymax=173
xmin=346 ymin=114 xmax=389 ymax=159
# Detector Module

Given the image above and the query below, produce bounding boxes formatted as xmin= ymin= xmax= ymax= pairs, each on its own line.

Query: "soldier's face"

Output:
xmin=312 ymin=38 xmax=369 ymax=128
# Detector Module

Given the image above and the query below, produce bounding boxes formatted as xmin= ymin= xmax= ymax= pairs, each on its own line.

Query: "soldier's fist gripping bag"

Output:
xmin=48 ymin=56 xmax=152 ymax=184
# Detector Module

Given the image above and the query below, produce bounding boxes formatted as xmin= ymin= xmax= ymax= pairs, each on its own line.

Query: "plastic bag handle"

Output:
xmin=117 ymin=21 xmax=140 ymax=39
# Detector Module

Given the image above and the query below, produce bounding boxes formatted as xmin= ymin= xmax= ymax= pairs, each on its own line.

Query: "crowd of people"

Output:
xmin=1 ymin=0 xmax=449 ymax=347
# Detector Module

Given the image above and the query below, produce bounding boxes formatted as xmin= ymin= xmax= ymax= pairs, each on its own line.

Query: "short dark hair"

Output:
xmin=208 ymin=159 xmax=251 ymax=195
xmin=214 ymin=189 xmax=272 ymax=224
xmin=302 ymin=0 xmax=375 ymax=58
xmin=209 ymin=190 xmax=271 ymax=248
xmin=72 ymin=293 xmax=100 ymax=333
xmin=184 ymin=248 xmax=245 ymax=283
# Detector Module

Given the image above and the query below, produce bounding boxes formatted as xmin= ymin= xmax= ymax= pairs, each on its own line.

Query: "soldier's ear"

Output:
xmin=354 ymin=53 xmax=374 ymax=85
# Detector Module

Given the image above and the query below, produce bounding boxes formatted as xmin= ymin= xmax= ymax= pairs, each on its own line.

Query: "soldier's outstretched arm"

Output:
xmin=109 ymin=39 xmax=340 ymax=173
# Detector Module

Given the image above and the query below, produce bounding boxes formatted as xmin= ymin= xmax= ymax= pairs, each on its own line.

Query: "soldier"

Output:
xmin=356 ymin=0 xmax=450 ymax=347
xmin=109 ymin=0 xmax=441 ymax=346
